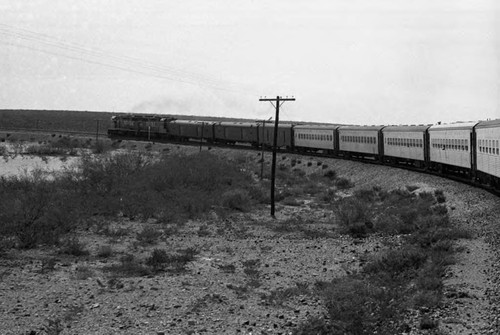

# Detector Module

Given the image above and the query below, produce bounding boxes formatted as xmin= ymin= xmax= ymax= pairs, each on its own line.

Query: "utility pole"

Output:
xmin=95 ymin=119 xmax=100 ymax=142
xmin=259 ymin=96 xmax=295 ymax=217
xmin=259 ymin=117 xmax=272 ymax=180
xmin=199 ymin=122 xmax=204 ymax=152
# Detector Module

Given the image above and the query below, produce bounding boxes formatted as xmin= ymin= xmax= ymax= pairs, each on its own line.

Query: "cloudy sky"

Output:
xmin=1 ymin=0 xmax=499 ymax=125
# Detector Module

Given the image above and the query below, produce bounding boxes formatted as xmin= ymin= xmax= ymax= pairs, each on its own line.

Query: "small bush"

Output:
xmin=335 ymin=177 xmax=354 ymax=189
xmin=218 ymin=263 xmax=236 ymax=273
xmin=335 ymin=198 xmax=369 ymax=236
xmin=197 ymin=224 xmax=211 ymax=237
xmin=104 ymin=254 xmax=151 ymax=277
xmin=74 ymin=265 xmax=94 ymax=280
xmin=321 ymin=277 xmax=398 ymax=334
xmin=136 ymin=226 xmax=159 ymax=245
xmin=419 ymin=315 xmax=439 ymax=330
xmin=261 ymin=283 xmax=310 ymax=306
xmin=96 ymin=245 xmax=113 ymax=258
xmin=59 ymin=237 xmax=89 ymax=257
xmin=293 ymin=317 xmax=332 ymax=335
xmin=221 ymin=188 xmax=251 ymax=211
xmin=434 ymin=189 xmax=446 ymax=203
xmin=406 ymin=185 xmax=420 ymax=192
xmin=363 ymin=247 xmax=428 ymax=279
xmin=145 ymin=248 xmax=170 ymax=271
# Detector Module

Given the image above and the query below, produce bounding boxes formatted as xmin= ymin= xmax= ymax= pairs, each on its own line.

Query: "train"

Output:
xmin=108 ymin=114 xmax=500 ymax=192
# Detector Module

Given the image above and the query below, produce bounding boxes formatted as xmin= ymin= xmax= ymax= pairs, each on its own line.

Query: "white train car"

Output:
xmin=428 ymin=121 xmax=478 ymax=176
xmin=382 ymin=125 xmax=430 ymax=167
xmin=338 ymin=125 xmax=384 ymax=159
xmin=293 ymin=125 xmax=339 ymax=153
xmin=475 ymin=119 xmax=500 ymax=186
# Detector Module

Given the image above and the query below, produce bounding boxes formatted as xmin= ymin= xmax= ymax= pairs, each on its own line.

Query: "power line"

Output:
xmin=0 ymin=23 xmax=257 ymax=95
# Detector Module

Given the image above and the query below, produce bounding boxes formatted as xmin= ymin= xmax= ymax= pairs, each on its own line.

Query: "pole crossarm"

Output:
xmin=259 ymin=97 xmax=295 ymax=102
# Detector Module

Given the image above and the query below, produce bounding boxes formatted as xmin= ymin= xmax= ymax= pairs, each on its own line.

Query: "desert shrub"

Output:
xmin=158 ymin=247 xmax=199 ymax=273
xmin=218 ymin=263 xmax=236 ymax=273
xmin=0 ymin=174 xmax=80 ymax=248
xmin=136 ymin=226 xmax=160 ymax=245
xmin=320 ymin=277 xmax=400 ymax=334
xmin=105 ymin=254 xmax=151 ymax=277
xmin=406 ymin=185 xmax=420 ymax=192
xmin=59 ymin=237 xmax=89 ymax=256
xmin=74 ymin=151 xmax=257 ymax=220
xmin=145 ymin=248 xmax=170 ymax=271
xmin=293 ymin=316 xmax=332 ymax=335
xmin=293 ymin=168 xmax=306 ymax=177
xmin=221 ymin=188 xmax=251 ymax=211
xmin=96 ymin=245 xmax=113 ymax=258
xmin=92 ymin=140 xmax=112 ymax=154
xmin=335 ymin=177 xmax=354 ymax=189
xmin=100 ymin=226 xmax=130 ymax=238
xmin=419 ymin=315 xmax=439 ymax=330
xmin=197 ymin=224 xmax=211 ymax=237
xmin=25 ymin=144 xmax=66 ymax=156
xmin=261 ymin=282 xmax=310 ymax=306
xmin=363 ymin=247 xmax=428 ymax=280
xmin=74 ymin=266 xmax=94 ymax=280
xmin=353 ymin=188 xmax=378 ymax=202
xmin=434 ymin=189 xmax=446 ymax=203
xmin=281 ymin=197 xmax=303 ymax=206
xmin=335 ymin=198 xmax=370 ymax=237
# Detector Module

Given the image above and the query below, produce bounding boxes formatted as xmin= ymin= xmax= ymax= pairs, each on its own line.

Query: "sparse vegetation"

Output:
xmin=136 ymin=226 xmax=160 ymax=245
xmin=59 ymin=237 xmax=89 ymax=256
xmin=296 ymin=185 xmax=472 ymax=334
xmin=0 ymin=127 xmax=485 ymax=334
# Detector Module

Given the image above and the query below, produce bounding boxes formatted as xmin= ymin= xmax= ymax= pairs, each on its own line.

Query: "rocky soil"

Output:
xmin=0 ymin=141 xmax=499 ymax=334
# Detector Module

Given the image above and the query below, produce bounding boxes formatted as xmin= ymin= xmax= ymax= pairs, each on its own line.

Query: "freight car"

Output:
xmin=167 ymin=120 xmax=215 ymax=142
xmin=214 ymin=122 xmax=259 ymax=146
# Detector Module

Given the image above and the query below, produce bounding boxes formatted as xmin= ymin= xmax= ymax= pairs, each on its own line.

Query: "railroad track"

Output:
xmin=0 ymin=127 xmax=107 ymax=138
xmin=2 ymin=127 xmax=499 ymax=197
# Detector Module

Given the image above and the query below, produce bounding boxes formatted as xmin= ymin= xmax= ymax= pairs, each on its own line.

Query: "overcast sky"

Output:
xmin=1 ymin=0 xmax=499 ymax=125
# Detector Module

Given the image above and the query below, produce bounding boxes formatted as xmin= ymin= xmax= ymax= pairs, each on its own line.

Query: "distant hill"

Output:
xmin=0 ymin=109 xmax=341 ymax=134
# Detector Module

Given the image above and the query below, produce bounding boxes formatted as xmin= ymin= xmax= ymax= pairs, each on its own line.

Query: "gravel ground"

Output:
xmin=0 ymin=143 xmax=499 ymax=334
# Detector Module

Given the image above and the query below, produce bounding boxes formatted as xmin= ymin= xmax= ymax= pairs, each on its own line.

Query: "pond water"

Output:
xmin=0 ymin=155 xmax=79 ymax=178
